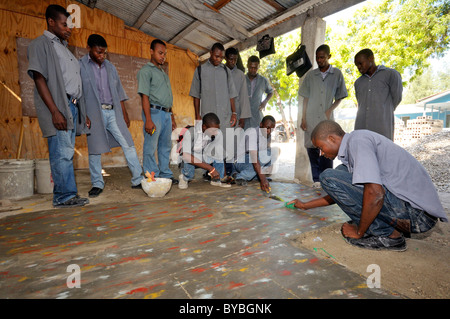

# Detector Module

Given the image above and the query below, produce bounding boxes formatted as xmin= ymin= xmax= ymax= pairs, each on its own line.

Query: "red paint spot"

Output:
xmin=262 ymin=238 xmax=271 ymax=244
xmin=228 ymin=281 xmax=244 ymax=289
xmin=280 ymin=270 xmax=292 ymax=276
xmin=168 ymin=246 xmax=180 ymax=250
xmin=199 ymin=213 xmax=213 ymax=219
xmin=211 ymin=261 xmax=227 ymax=268
xmin=191 ymin=268 xmax=206 ymax=273
xmin=127 ymin=287 xmax=148 ymax=295
xmin=309 ymin=258 xmax=319 ymax=264
xmin=122 ymin=226 xmax=135 ymax=230
xmin=242 ymin=251 xmax=259 ymax=257
xmin=157 ymin=211 xmax=169 ymax=215
xmin=199 ymin=239 xmax=215 ymax=244
xmin=113 ymin=213 xmax=131 ymax=218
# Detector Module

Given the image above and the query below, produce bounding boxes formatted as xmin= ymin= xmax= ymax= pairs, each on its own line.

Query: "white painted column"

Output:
xmin=294 ymin=15 xmax=326 ymax=185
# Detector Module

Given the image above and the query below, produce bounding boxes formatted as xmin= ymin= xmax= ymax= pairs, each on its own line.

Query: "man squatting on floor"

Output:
xmin=288 ymin=120 xmax=447 ymax=252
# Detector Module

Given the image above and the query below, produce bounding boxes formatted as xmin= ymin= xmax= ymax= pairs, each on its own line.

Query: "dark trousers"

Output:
xmin=307 ymin=147 xmax=333 ymax=182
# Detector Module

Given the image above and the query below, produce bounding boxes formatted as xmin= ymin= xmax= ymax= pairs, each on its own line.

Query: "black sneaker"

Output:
xmin=344 ymin=235 xmax=407 ymax=252
xmin=54 ymin=196 xmax=89 ymax=208
xmin=131 ymin=184 xmax=142 ymax=189
xmin=236 ymin=179 xmax=248 ymax=186
xmin=88 ymin=187 xmax=103 ymax=198
xmin=170 ymin=177 xmax=179 ymax=185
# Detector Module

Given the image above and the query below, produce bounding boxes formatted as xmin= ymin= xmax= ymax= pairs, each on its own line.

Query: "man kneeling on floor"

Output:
xmin=233 ymin=115 xmax=277 ymax=193
xmin=288 ymin=120 xmax=447 ymax=252
xmin=178 ymin=113 xmax=231 ymax=189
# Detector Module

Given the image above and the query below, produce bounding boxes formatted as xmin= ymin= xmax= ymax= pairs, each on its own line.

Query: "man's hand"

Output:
xmin=300 ymin=118 xmax=307 ymax=131
xmin=325 ymin=109 xmax=332 ymax=120
xmin=123 ymin=110 xmax=130 ymax=128
xmin=86 ymin=116 xmax=91 ymax=130
xmin=287 ymin=199 xmax=308 ymax=210
xmin=171 ymin=114 xmax=177 ymax=131
xmin=260 ymin=176 xmax=270 ymax=193
xmin=145 ymin=119 xmax=156 ymax=135
xmin=52 ymin=109 xmax=67 ymax=131
xmin=238 ymin=118 xmax=245 ymax=129
xmin=230 ymin=113 xmax=237 ymax=127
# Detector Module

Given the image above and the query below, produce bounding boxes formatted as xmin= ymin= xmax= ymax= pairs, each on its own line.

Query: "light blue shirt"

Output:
xmin=338 ymin=130 xmax=447 ymax=222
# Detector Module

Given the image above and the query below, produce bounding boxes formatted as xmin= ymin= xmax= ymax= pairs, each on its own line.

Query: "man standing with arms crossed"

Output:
xmin=138 ymin=39 xmax=178 ymax=184
xmin=299 ymin=44 xmax=348 ymax=187
xmin=27 ymin=4 xmax=89 ymax=208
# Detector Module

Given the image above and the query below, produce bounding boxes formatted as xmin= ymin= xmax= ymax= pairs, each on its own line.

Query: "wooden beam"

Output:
xmin=211 ymin=0 xmax=232 ymax=10
xmin=262 ymin=0 xmax=286 ymax=12
xmin=198 ymin=0 xmax=365 ymax=60
xmin=169 ymin=20 xmax=202 ymax=45
xmin=164 ymin=0 xmax=251 ymax=41
xmin=132 ymin=0 xmax=162 ymax=30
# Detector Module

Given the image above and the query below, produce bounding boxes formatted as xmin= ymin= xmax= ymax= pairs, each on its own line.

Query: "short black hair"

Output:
xmin=261 ymin=115 xmax=276 ymax=125
xmin=311 ymin=120 xmax=345 ymax=141
xmin=151 ymin=39 xmax=166 ymax=50
xmin=211 ymin=42 xmax=225 ymax=52
xmin=87 ymin=34 xmax=108 ymax=48
xmin=316 ymin=44 xmax=330 ymax=55
xmin=45 ymin=4 xmax=70 ymax=22
xmin=355 ymin=48 xmax=374 ymax=60
xmin=203 ymin=113 xmax=220 ymax=126
xmin=225 ymin=47 xmax=239 ymax=58
xmin=248 ymin=55 xmax=260 ymax=64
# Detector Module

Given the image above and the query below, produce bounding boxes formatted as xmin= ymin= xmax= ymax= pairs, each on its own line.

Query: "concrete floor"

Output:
xmin=0 ymin=166 xmax=402 ymax=299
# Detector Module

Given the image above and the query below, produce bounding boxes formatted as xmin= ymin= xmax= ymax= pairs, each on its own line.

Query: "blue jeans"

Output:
xmin=307 ymin=147 xmax=333 ymax=182
xmin=89 ymin=109 xmax=143 ymax=188
xmin=319 ymin=165 xmax=438 ymax=237
xmin=234 ymin=150 xmax=272 ymax=181
xmin=47 ymin=100 xmax=78 ymax=205
xmin=142 ymin=108 xmax=173 ymax=178
xmin=181 ymin=156 xmax=225 ymax=181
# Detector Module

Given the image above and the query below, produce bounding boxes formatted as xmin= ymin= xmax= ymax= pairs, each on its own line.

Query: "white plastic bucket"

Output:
xmin=0 ymin=159 xmax=35 ymax=200
xmin=35 ymin=159 xmax=53 ymax=194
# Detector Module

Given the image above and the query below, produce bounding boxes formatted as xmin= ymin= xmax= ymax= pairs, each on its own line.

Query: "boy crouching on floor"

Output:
xmin=178 ymin=113 xmax=231 ymax=189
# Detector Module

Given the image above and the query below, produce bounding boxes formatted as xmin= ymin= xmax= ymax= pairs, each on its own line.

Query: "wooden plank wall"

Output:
xmin=0 ymin=0 xmax=198 ymax=168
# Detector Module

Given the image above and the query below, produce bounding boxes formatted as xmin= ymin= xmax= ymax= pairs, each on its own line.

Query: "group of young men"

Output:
xmin=27 ymin=4 xmax=446 ymax=252
xmin=27 ymin=5 xmax=276 ymax=207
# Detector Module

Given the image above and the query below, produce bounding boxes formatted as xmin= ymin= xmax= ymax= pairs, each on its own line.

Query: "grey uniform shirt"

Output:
xmin=246 ymin=74 xmax=273 ymax=129
xmin=354 ymin=65 xmax=403 ymax=140
xmin=27 ymin=33 xmax=87 ymax=137
xmin=229 ymin=66 xmax=251 ymax=123
xmin=189 ymin=60 xmax=237 ymax=126
xmin=43 ymin=30 xmax=82 ymax=99
xmin=298 ymin=65 xmax=348 ymax=148
xmin=338 ymin=130 xmax=447 ymax=222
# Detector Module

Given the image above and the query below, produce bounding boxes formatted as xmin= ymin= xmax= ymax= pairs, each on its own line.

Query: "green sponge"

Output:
xmin=284 ymin=202 xmax=295 ymax=209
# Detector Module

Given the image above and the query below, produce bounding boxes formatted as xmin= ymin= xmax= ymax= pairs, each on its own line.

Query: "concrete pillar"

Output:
xmin=294 ymin=15 xmax=326 ymax=184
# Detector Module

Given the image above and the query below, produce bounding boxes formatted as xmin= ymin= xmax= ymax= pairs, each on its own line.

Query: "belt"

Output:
xmin=67 ymin=94 xmax=78 ymax=105
xmin=101 ymin=104 xmax=113 ymax=110
xmin=150 ymin=104 xmax=171 ymax=112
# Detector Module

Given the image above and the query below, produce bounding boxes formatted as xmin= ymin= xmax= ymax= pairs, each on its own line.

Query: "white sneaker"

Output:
xmin=178 ymin=174 xmax=188 ymax=189
xmin=312 ymin=181 xmax=321 ymax=188
xmin=210 ymin=180 xmax=231 ymax=188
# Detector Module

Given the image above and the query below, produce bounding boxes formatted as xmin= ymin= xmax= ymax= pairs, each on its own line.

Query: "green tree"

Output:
xmin=328 ymin=0 xmax=450 ymax=102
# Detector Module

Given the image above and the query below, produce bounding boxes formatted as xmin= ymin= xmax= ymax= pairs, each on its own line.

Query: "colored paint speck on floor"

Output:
xmin=0 ymin=181 xmax=400 ymax=299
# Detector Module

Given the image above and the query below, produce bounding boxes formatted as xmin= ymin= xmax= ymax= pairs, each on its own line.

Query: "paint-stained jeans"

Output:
xmin=47 ymin=100 xmax=78 ymax=205
xmin=89 ymin=109 xmax=143 ymax=188
xmin=320 ymin=165 xmax=438 ymax=237
xmin=142 ymin=108 xmax=173 ymax=178
xmin=181 ymin=155 xmax=225 ymax=181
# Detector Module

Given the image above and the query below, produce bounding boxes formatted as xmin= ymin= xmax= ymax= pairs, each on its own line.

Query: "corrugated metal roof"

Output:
xmin=75 ymin=0 xmax=364 ymax=60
